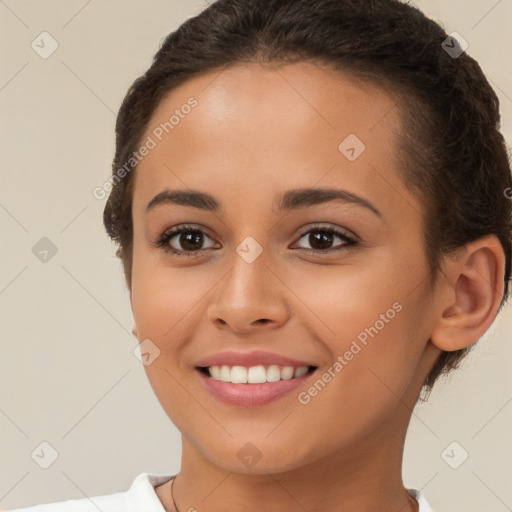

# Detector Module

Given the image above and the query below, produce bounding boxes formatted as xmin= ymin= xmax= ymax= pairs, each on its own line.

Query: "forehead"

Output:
xmin=132 ymin=61 xmax=417 ymax=221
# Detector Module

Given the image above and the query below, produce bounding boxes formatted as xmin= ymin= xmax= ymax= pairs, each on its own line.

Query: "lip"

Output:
xmin=195 ymin=366 xmax=316 ymax=407
xmin=193 ymin=350 xmax=316 ymax=368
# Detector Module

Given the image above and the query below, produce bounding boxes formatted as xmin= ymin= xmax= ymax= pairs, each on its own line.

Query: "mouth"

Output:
xmin=195 ymin=364 xmax=318 ymax=407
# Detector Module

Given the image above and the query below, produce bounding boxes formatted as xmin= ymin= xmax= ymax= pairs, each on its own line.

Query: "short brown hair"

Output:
xmin=103 ymin=0 xmax=512 ymax=398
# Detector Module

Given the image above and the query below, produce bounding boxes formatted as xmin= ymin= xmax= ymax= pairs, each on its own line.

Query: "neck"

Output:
xmin=161 ymin=399 xmax=419 ymax=512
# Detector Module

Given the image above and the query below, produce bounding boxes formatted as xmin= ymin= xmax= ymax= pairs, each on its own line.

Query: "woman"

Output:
xmin=12 ymin=0 xmax=511 ymax=510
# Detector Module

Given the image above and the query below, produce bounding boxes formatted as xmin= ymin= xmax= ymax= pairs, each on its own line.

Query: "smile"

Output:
xmin=198 ymin=364 xmax=316 ymax=383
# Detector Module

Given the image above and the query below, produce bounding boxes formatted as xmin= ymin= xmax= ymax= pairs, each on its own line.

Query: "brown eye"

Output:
xmin=156 ymin=226 xmax=217 ymax=256
xmin=294 ymin=226 xmax=357 ymax=253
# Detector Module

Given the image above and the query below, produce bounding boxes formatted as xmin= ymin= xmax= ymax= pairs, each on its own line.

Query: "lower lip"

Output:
xmin=196 ymin=368 xmax=315 ymax=407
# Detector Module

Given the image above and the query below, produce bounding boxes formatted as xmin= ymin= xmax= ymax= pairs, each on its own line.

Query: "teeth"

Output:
xmin=294 ymin=366 xmax=309 ymax=378
xmin=247 ymin=365 xmax=267 ymax=384
xmin=219 ymin=365 xmax=231 ymax=382
xmin=281 ymin=366 xmax=294 ymax=380
xmin=230 ymin=365 xmax=247 ymax=384
xmin=266 ymin=365 xmax=281 ymax=382
xmin=206 ymin=364 xmax=311 ymax=384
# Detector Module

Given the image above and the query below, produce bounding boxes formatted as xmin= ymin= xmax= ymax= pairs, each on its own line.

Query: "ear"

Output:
xmin=430 ymin=235 xmax=506 ymax=352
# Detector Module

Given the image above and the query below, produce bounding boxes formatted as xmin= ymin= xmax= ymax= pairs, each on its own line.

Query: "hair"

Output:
xmin=103 ymin=0 xmax=512 ymax=399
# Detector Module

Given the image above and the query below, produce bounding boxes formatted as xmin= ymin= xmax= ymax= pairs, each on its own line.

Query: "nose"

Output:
xmin=206 ymin=251 xmax=290 ymax=334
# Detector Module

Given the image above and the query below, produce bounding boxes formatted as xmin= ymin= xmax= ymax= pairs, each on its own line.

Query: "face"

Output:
xmin=130 ymin=61 xmax=439 ymax=473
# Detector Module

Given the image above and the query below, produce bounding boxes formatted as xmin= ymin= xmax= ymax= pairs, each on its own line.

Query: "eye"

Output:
xmin=292 ymin=225 xmax=357 ymax=254
xmin=154 ymin=225 xmax=218 ymax=256
xmin=153 ymin=224 xmax=358 ymax=257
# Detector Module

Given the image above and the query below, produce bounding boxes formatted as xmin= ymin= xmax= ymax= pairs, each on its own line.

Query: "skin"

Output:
xmin=128 ymin=61 xmax=505 ymax=512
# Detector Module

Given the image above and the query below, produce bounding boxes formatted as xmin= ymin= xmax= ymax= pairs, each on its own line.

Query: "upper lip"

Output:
xmin=194 ymin=350 xmax=317 ymax=368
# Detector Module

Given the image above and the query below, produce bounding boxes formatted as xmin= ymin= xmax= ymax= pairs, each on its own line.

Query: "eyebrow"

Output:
xmin=146 ymin=187 xmax=382 ymax=218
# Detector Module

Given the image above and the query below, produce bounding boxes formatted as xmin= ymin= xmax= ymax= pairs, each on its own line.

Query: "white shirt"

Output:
xmin=8 ymin=473 xmax=435 ymax=511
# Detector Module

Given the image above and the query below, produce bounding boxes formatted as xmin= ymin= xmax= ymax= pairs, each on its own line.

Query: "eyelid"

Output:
xmin=295 ymin=223 xmax=358 ymax=241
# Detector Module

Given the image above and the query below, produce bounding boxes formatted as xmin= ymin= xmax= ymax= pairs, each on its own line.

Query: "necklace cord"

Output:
xmin=170 ymin=476 xmax=180 ymax=512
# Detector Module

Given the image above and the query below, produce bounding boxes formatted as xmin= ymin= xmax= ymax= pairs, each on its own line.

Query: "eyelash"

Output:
xmin=153 ymin=224 xmax=358 ymax=257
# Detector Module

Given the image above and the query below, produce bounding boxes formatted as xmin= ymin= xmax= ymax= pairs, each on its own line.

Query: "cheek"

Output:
xmin=130 ymin=260 xmax=204 ymax=428
xmin=130 ymin=258 xmax=203 ymax=339
xmin=290 ymin=301 xmax=423 ymax=456
xmin=291 ymin=257 xmax=426 ymax=408
xmin=289 ymin=255 xmax=406 ymax=344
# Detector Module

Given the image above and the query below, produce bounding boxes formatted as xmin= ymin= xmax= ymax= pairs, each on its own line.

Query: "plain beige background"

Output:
xmin=1 ymin=1 xmax=511 ymax=510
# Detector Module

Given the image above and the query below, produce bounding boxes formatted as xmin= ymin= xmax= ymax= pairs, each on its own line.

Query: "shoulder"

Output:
xmin=7 ymin=473 xmax=174 ymax=512
xmin=407 ymin=488 xmax=435 ymax=512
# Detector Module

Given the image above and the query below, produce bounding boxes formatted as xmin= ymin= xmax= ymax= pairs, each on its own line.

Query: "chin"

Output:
xmin=194 ymin=436 xmax=318 ymax=476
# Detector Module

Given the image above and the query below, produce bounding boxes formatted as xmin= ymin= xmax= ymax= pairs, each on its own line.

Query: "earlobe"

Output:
xmin=430 ymin=235 xmax=505 ymax=352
